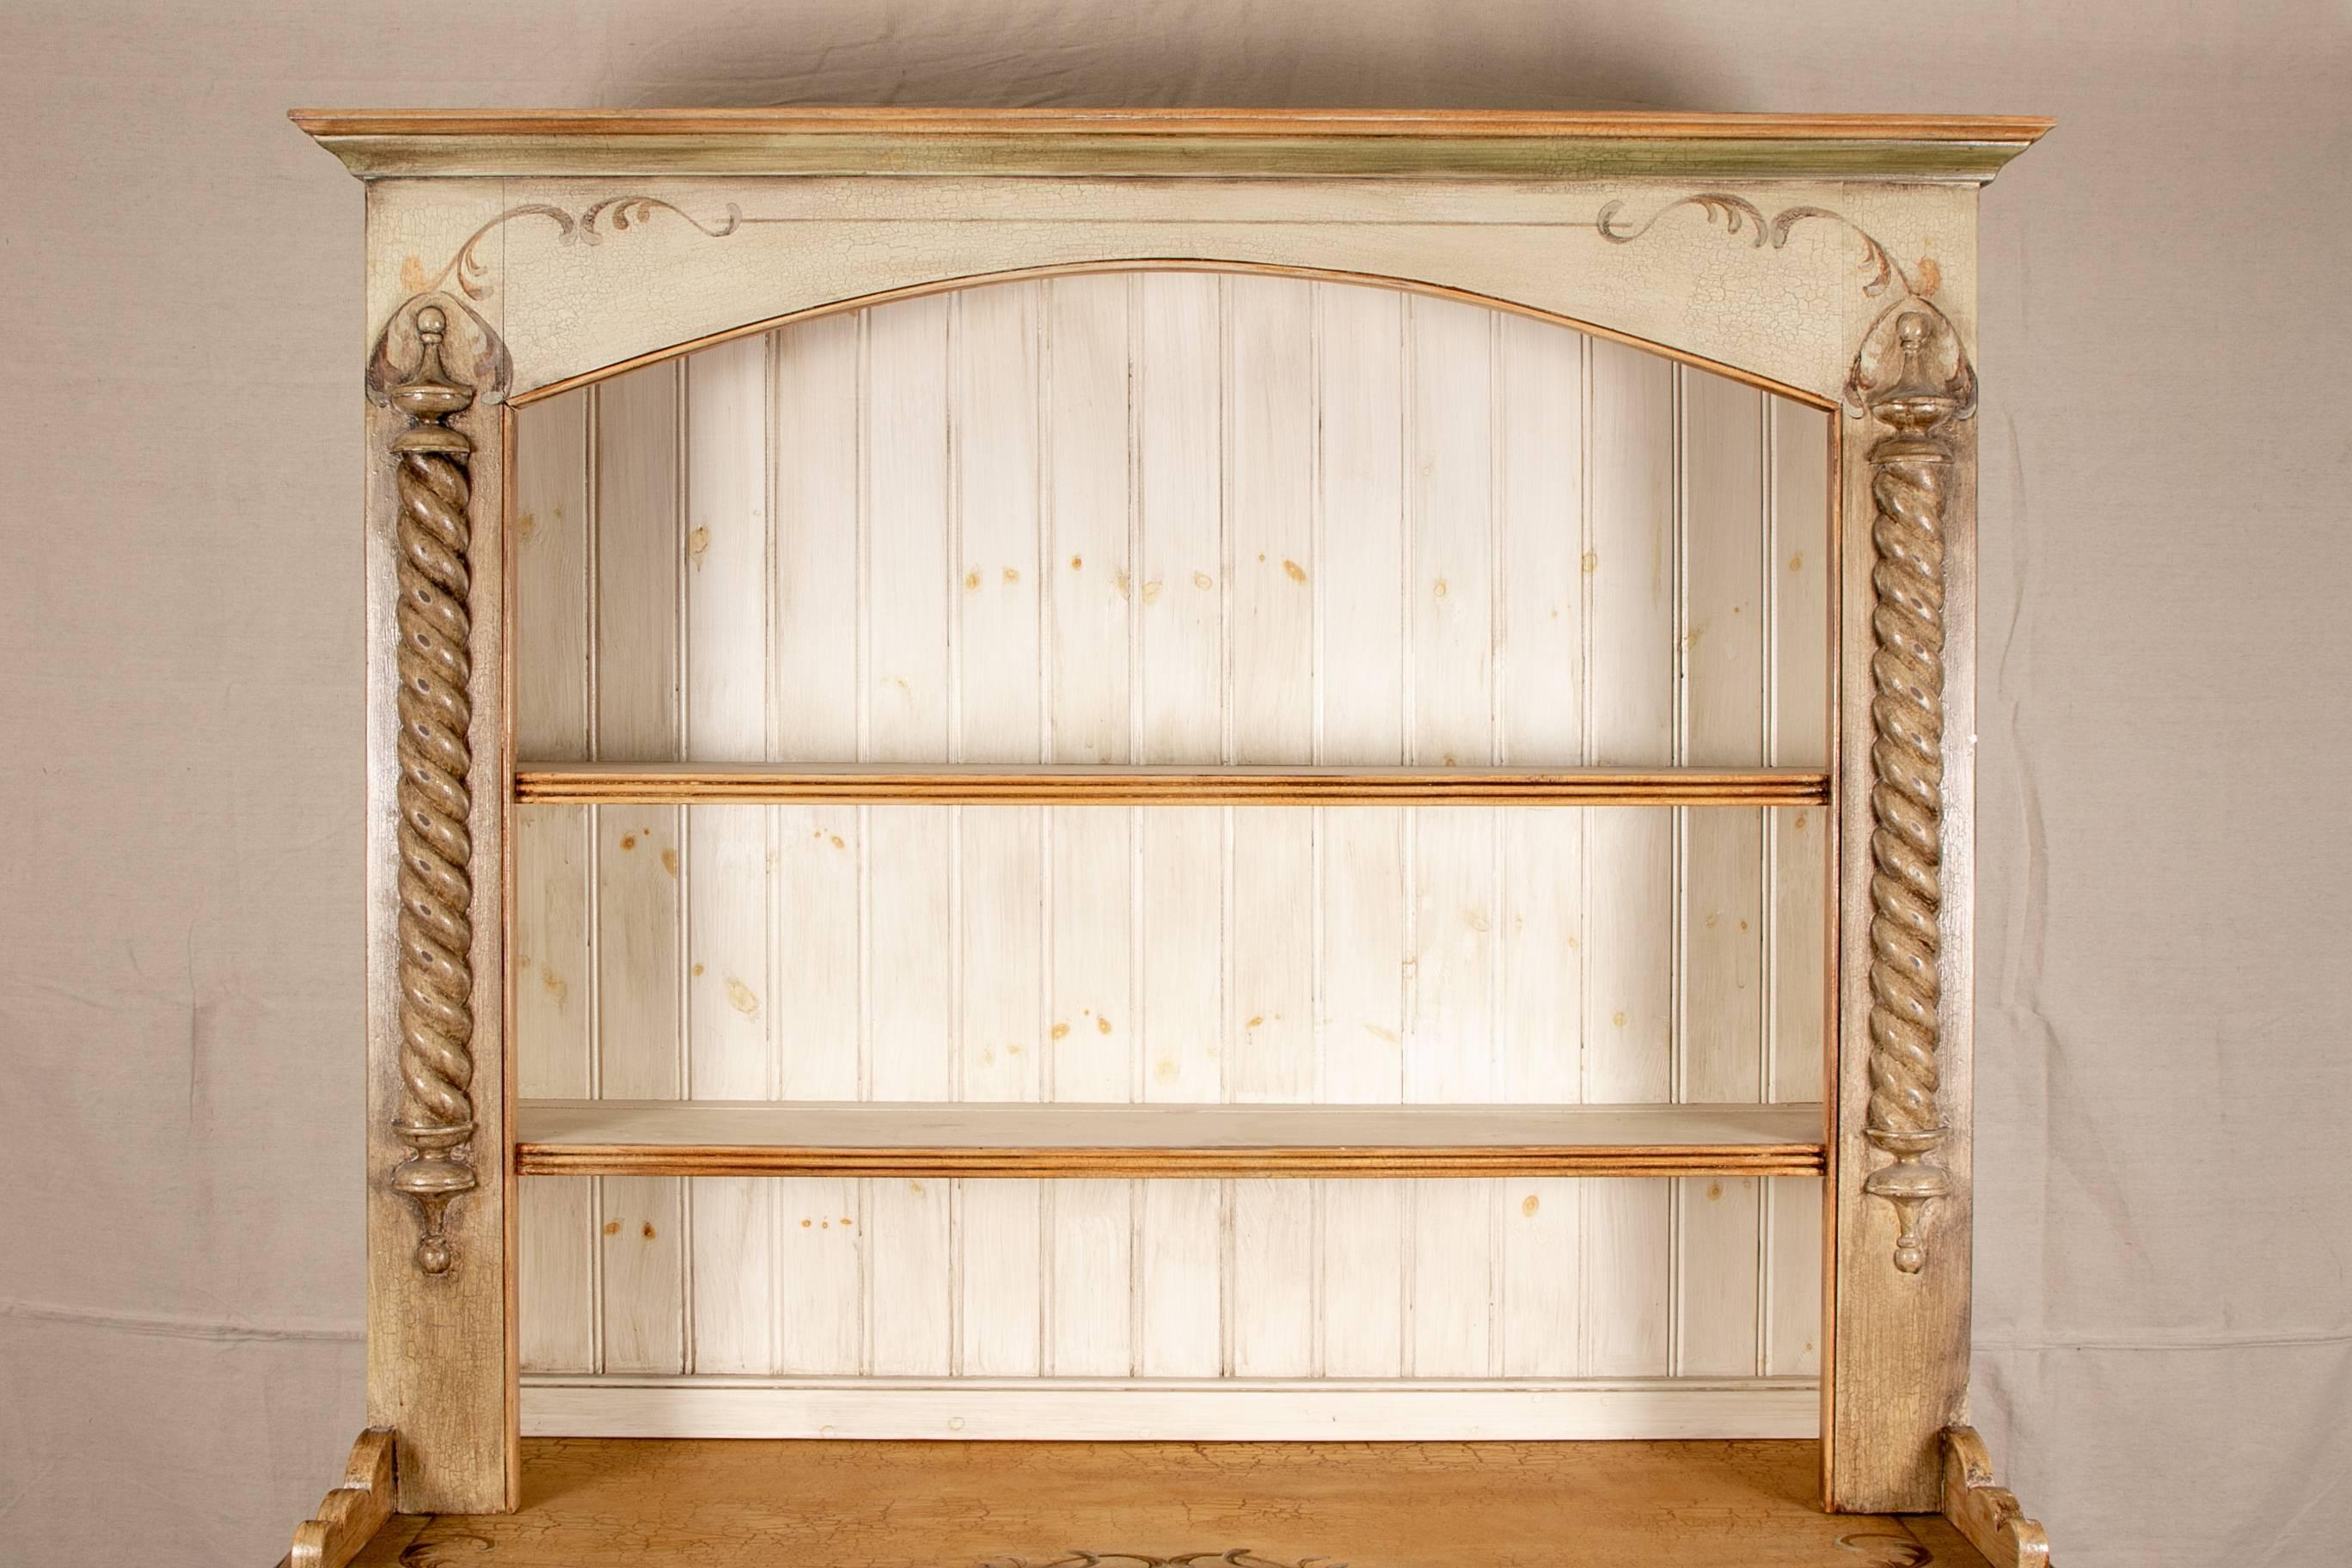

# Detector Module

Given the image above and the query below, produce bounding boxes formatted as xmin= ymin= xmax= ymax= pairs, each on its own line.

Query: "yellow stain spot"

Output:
xmin=1432 ymin=577 xmax=1449 ymax=598
xmin=1522 ymin=1194 xmax=1541 ymax=1218
xmin=1465 ymin=910 xmax=1491 ymax=933
xmin=1706 ymin=1182 xmax=1724 ymax=1202
xmin=1246 ymin=1014 xmax=1265 ymax=1030
xmin=687 ymin=525 xmax=711 ymax=561
xmin=1363 ymin=1023 xmax=1400 ymax=1044
xmin=1706 ymin=910 xmax=1720 ymax=929
xmin=1582 ymin=551 xmax=1600 ymax=574
xmin=641 ymin=1222 xmax=656 ymax=1240
xmin=965 ymin=570 xmax=982 ymax=590
xmin=1096 ymin=1015 xmax=1112 ymax=1036
xmin=800 ymin=1218 xmax=812 ymax=1228
xmin=515 ymin=511 xmax=538 ymax=541
xmin=1070 ymin=554 xmax=1084 ymax=570
xmin=660 ymin=848 xmax=680 ymax=878
xmin=1154 ymin=1057 xmax=1179 ymax=1082
xmin=840 ymin=1217 xmax=853 ymax=1226
xmin=1051 ymin=1022 xmax=1071 ymax=1040
xmin=619 ymin=834 xmax=636 ymax=850
xmin=1141 ymin=579 xmax=1163 ymax=603
xmin=603 ymin=1221 xmax=621 ymax=1236
xmin=726 ymin=977 xmax=759 ymax=1015
xmin=909 ymin=1182 xmax=926 ymax=1195
xmin=1793 ymin=812 xmax=1808 ymax=830
xmin=830 ymin=835 xmax=846 ymax=849
xmin=691 ymin=962 xmax=706 ymax=977
xmin=1114 ymin=571 xmax=1133 ymax=599
xmin=1612 ymin=1010 xmax=1627 ymax=1027
xmin=1789 ymin=552 xmax=1804 ymax=573
xmin=1282 ymin=558 xmax=1308 ymax=585
xmin=1003 ymin=567 xmax=1020 ymax=585
xmin=541 ymin=970 xmax=568 ymax=1005
xmin=1191 ymin=571 xmax=1214 ymax=591
xmin=1738 ymin=920 xmax=1749 ymax=932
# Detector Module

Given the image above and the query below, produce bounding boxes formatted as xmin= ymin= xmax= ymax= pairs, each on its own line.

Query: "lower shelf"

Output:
xmin=349 ymin=1437 xmax=1995 ymax=1568
xmin=516 ymin=1099 xmax=1826 ymax=1179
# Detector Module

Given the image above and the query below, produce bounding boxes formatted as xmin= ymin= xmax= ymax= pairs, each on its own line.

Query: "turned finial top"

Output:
xmin=414 ymin=303 xmax=447 ymax=341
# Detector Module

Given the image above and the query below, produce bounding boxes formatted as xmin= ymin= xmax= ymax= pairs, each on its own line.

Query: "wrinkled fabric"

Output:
xmin=3 ymin=3 xmax=2346 ymax=1565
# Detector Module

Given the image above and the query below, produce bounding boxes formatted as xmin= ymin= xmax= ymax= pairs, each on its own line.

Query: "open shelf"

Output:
xmin=511 ymin=762 xmax=1830 ymax=808
xmin=515 ymin=1099 xmax=1825 ymax=1179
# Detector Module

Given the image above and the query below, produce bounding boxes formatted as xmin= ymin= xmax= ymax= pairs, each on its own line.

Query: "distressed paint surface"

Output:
xmin=511 ymin=273 xmax=1832 ymax=1426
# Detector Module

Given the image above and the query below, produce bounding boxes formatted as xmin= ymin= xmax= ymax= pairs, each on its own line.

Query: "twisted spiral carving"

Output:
xmin=396 ymin=448 xmax=477 ymax=1130
xmin=1866 ymin=452 xmax=1947 ymax=1141
xmin=383 ymin=304 xmax=481 ymax=1276
xmin=1858 ymin=311 xmax=1965 ymax=1275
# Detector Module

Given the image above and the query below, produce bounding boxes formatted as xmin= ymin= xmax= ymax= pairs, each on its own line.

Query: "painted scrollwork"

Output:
xmin=365 ymin=193 xmax=736 ymax=1276
xmin=1601 ymin=194 xmax=1976 ymax=1271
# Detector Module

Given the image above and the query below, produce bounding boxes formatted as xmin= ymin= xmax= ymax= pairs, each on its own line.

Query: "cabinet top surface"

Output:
xmin=291 ymin=107 xmax=2051 ymax=183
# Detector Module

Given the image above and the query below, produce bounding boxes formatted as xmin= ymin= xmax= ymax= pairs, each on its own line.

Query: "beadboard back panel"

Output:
xmin=511 ymin=271 xmax=1831 ymax=1431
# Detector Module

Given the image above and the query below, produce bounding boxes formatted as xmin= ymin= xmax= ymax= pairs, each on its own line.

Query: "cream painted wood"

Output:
xmin=510 ymin=273 xmax=1831 ymax=1434
xmin=311 ymin=106 xmax=2043 ymax=1526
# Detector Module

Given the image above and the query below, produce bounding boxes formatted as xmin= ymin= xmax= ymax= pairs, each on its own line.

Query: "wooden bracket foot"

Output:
xmin=286 ymin=1428 xmax=396 ymax=1568
xmin=1942 ymin=1425 xmax=2051 ymax=1566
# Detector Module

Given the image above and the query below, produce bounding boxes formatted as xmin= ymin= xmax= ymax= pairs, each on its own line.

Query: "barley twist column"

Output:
xmin=1861 ymin=312 xmax=1966 ymax=1274
xmin=386 ymin=304 xmax=480 ymax=1275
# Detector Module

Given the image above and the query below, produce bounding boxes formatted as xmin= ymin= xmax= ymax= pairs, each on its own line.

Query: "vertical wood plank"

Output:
xmin=862 ymin=295 xmax=954 ymax=1376
xmin=1492 ymin=313 xmax=1588 ymax=1376
xmin=1225 ymin=277 xmax=1318 ymax=1375
xmin=1040 ymin=278 xmax=1139 ymax=1375
xmin=512 ymin=389 xmax=594 ymax=1375
xmin=769 ymin=313 xmax=867 ymax=1373
xmin=1582 ymin=338 xmax=1675 ymax=1376
xmin=1315 ymin=280 xmax=1409 ymax=1380
xmin=682 ymin=335 xmax=774 ymax=1374
xmin=1767 ymin=395 xmax=1833 ymax=1377
xmin=591 ymin=361 xmax=686 ymax=1376
xmin=1402 ymin=297 xmax=1498 ymax=1376
xmin=954 ymin=285 xmax=1046 ymax=1376
xmin=1133 ymin=273 xmax=1227 ymax=1377
xmin=1675 ymin=369 xmax=1767 ymax=1377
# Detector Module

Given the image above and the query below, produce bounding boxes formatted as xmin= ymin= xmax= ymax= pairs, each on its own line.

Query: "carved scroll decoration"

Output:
xmin=1600 ymin=194 xmax=1976 ymax=1272
xmin=1942 ymin=1425 xmax=2053 ymax=1566
xmin=381 ymin=302 xmax=487 ymax=1275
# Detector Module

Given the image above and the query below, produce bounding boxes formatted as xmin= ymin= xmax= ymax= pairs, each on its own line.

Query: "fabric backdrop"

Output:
xmin=3 ymin=3 xmax=2346 ymax=1564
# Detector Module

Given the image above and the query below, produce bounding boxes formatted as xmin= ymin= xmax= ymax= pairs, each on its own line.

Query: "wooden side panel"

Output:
xmin=1827 ymin=397 xmax=1975 ymax=1510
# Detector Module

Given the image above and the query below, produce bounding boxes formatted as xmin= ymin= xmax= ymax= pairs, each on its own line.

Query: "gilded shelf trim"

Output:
xmin=510 ymin=763 xmax=1829 ymax=808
